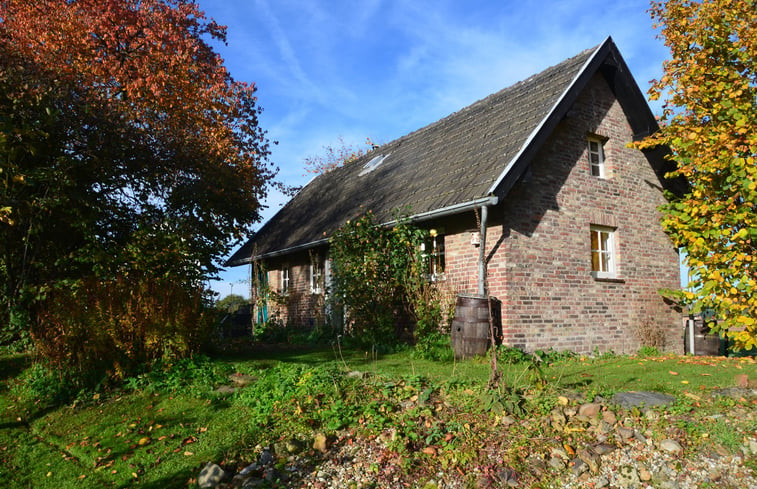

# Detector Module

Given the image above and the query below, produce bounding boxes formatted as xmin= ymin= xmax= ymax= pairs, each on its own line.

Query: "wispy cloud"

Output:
xmin=201 ymin=0 xmax=670 ymax=294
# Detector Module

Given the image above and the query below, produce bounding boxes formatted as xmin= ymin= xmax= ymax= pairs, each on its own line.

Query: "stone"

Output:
xmin=578 ymin=403 xmax=601 ymax=418
xmin=548 ymin=457 xmax=565 ymax=470
xmin=258 ymin=449 xmax=274 ymax=466
xmin=557 ymin=395 xmax=570 ymax=406
xmin=616 ymin=426 xmax=635 ymax=443
xmin=616 ymin=465 xmax=641 ymax=488
xmin=228 ymin=373 xmax=257 ymax=387
xmin=313 ymin=433 xmax=330 ymax=453
xmin=711 ymin=387 xmax=757 ymax=400
xmin=239 ymin=462 xmax=259 ymax=476
xmin=577 ymin=447 xmax=600 ymax=473
xmin=595 ymin=476 xmax=609 ymax=488
xmin=634 ymin=431 xmax=648 ymax=444
xmin=598 ymin=420 xmax=614 ymax=435
xmin=198 ymin=462 xmax=228 ymax=488
xmin=592 ymin=443 xmax=616 ymax=456
xmin=659 ymin=439 xmax=683 ymax=454
xmin=601 ymin=410 xmax=617 ymax=425
xmin=285 ymin=438 xmax=304 ymax=454
xmin=570 ymin=458 xmax=588 ymax=476
xmin=748 ymin=439 xmax=757 ymax=455
xmin=231 ymin=473 xmax=255 ymax=488
xmin=497 ymin=467 xmax=519 ymax=487
xmin=714 ymin=444 xmax=731 ymax=457
xmin=611 ymin=391 xmax=675 ymax=409
xmin=550 ymin=447 xmax=570 ymax=460
xmin=500 ymin=415 xmax=516 ymax=426
xmin=213 ymin=385 xmax=237 ymax=395
xmin=550 ymin=409 xmax=567 ymax=426
xmin=639 ymin=466 xmax=652 ymax=481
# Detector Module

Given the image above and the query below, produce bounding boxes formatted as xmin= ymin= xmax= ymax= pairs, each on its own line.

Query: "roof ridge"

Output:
xmin=369 ymin=43 xmax=601 ymax=157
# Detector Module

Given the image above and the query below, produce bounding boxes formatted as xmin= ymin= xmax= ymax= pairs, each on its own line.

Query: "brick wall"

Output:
xmin=256 ymin=74 xmax=682 ymax=353
xmin=262 ymin=249 xmax=328 ymax=329
xmin=456 ymin=73 xmax=682 ymax=354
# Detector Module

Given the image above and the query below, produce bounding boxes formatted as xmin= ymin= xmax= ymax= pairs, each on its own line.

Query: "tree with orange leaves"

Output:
xmin=0 ymin=0 xmax=274 ymax=349
xmin=641 ymin=0 xmax=756 ymax=349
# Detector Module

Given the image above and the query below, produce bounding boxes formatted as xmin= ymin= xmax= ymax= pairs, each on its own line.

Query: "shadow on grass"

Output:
xmin=0 ymin=353 xmax=30 ymax=383
xmin=210 ymin=343 xmax=377 ymax=368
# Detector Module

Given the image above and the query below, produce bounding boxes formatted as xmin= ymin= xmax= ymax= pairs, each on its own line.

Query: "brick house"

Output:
xmin=227 ymin=37 xmax=685 ymax=354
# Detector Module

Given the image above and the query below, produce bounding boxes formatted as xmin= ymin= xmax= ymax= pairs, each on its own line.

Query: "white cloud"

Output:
xmin=203 ymin=0 xmax=670 ymax=290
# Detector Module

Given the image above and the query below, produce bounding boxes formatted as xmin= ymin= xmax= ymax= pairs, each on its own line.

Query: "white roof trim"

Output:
xmin=486 ymin=37 xmax=611 ymax=196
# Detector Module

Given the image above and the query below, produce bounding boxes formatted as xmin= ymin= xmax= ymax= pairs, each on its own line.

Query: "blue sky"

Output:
xmin=201 ymin=0 xmax=671 ymax=298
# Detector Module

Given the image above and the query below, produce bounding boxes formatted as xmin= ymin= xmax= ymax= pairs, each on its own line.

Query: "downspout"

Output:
xmin=478 ymin=204 xmax=489 ymax=297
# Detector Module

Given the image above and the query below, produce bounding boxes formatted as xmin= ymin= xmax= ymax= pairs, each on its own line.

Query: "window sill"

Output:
xmin=591 ymin=272 xmax=625 ymax=283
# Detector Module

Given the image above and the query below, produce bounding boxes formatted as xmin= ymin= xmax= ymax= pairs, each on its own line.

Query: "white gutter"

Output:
xmin=380 ymin=195 xmax=500 ymax=228
xmin=249 ymin=195 xmax=499 ymax=262
xmin=485 ymin=37 xmax=609 ymax=196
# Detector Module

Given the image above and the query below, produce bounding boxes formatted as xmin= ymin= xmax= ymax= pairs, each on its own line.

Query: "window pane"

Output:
xmin=599 ymin=231 xmax=609 ymax=252
xmin=601 ymin=251 xmax=611 ymax=272
xmin=592 ymin=250 xmax=600 ymax=271
xmin=591 ymin=230 xmax=599 ymax=251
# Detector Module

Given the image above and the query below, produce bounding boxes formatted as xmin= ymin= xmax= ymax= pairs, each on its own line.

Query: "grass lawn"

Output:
xmin=0 ymin=347 xmax=755 ymax=488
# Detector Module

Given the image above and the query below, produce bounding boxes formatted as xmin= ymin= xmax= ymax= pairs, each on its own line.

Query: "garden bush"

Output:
xmin=31 ymin=274 xmax=212 ymax=383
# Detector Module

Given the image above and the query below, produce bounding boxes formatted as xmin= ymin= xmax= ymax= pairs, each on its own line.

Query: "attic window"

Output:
xmin=359 ymin=153 xmax=390 ymax=176
xmin=587 ymin=137 xmax=606 ymax=178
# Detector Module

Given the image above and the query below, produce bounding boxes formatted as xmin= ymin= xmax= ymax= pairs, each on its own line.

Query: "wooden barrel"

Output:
xmin=450 ymin=294 xmax=492 ymax=359
xmin=684 ymin=318 xmax=724 ymax=356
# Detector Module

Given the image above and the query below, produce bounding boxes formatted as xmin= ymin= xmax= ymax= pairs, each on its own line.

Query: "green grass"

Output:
xmin=1 ymin=348 xmax=754 ymax=488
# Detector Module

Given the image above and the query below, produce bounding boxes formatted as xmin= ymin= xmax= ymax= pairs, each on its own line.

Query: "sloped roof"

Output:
xmin=227 ymin=37 xmax=659 ymax=265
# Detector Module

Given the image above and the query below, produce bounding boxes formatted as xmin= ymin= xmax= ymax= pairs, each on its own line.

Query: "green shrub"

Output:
xmin=123 ymin=355 xmax=229 ymax=394
xmin=11 ymin=362 xmax=83 ymax=406
xmin=637 ymin=345 xmax=661 ymax=357
xmin=413 ymin=332 xmax=454 ymax=361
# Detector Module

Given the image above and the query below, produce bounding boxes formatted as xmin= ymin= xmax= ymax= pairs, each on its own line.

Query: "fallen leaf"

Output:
xmin=669 ymin=371 xmax=679 ymax=376
xmin=184 ymin=451 xmax=194 ymax=456
xmin=422 ymin=447 xmax=437 ymax=456
xmin=681 ymin=380 xmax=689 ymax=384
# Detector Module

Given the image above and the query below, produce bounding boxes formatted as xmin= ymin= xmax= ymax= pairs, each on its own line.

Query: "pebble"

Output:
xmin=198 ymin=389 xmax=757 ymax=489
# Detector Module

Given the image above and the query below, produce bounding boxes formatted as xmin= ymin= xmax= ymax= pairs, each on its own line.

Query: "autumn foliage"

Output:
xmin=641 ymin=0 xmax=756 ymax=348
xmin=0 ymin=1 xmax=273 ymax=368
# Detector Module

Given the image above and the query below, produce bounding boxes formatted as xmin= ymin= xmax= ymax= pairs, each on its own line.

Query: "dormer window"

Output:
xmin=588 ymin=137 xmax=606 ymax=178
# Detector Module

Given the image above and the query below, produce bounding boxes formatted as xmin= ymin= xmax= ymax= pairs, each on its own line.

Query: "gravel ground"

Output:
xmin=202 ymin=388 xmax=757 ymax=489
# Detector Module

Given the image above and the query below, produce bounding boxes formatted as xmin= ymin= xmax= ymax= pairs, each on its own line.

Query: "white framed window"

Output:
xmin=588 ymin=137 xmax=606 ymax=178
xmin=590 ymin=225 xmax=616 ymax=278
xmin=421 ymin=232 xmax=446 ymax=281
xmin=310 ymin=255 xmax=325 ymax=294
xmin=280 ymin=266 xmax=290 ymax=294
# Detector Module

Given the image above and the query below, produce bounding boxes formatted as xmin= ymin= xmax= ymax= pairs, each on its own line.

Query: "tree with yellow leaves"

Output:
xmin=641 ymin=0 xmax=756 ymax=349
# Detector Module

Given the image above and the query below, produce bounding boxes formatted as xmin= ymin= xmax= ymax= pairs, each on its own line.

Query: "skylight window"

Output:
xmin=359 ymin=153 xmax=390 ymax=176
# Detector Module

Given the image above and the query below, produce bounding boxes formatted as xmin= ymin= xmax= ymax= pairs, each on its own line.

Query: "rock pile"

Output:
xmin=197 ymin=388 xmax=757 ymax=489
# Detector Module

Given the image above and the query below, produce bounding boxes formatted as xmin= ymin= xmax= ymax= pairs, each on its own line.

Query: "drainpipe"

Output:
xmin=478 ymin=204 xmax=488 ymax=297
